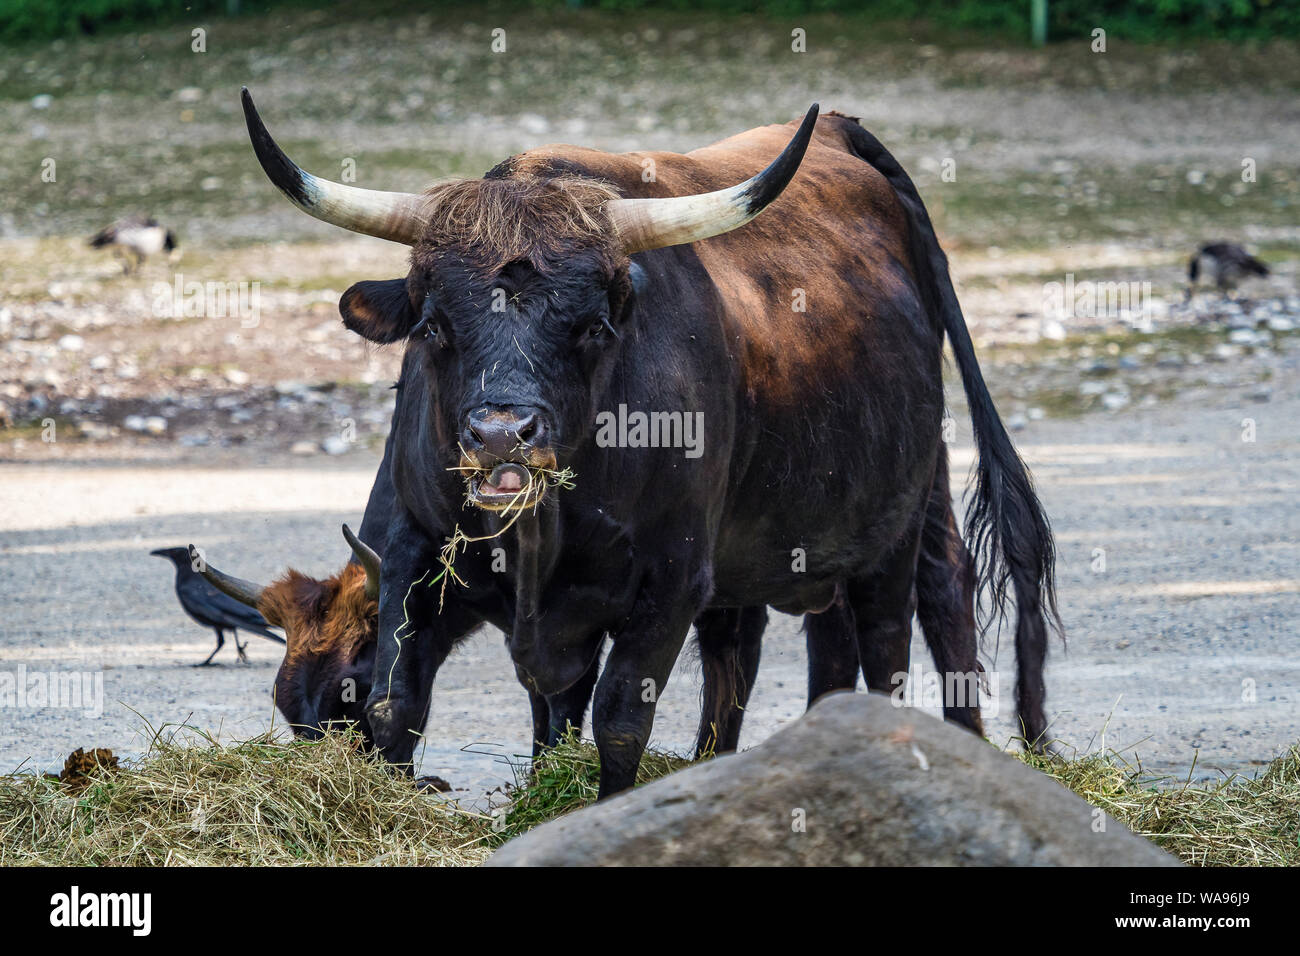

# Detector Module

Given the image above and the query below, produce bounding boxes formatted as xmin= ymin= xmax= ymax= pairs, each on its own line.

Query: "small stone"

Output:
xmin=143 ymin=416 xmax=167 ymax=435
xmin=89 ymin=354 xmax=111 ymax=371
xmin=57 ymin=334 xmax=84 ymax=352
xmin=1101 ymin=392 xmax=1130 ymax=411
xmin=77 ymin=421 xmax=111 ymax=441
xmin=224 ymin=368 xmax=250 ymax=386
xmin=1040 ymin=319 xmax=1066 ymax=341
xmin=31 ymin=94 xmax=52 ymax=110
xmin=322 ymin=435 xmax=350 ymax=456
xmin=290 ymin=441 xmax=317 ymax=456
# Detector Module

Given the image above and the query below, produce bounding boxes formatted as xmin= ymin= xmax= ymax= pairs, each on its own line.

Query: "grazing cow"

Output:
xmin=240 ymin=89 xmax=1056 ymax=797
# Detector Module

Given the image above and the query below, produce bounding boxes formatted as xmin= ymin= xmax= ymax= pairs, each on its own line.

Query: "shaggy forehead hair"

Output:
xmin=260 ymin=564 xmax=376 ymax=666
xmin=413 ymin=175 xmax=625 ymax=273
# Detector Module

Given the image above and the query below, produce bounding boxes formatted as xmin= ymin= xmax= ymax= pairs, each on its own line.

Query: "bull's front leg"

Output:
xmin=365 ymin=510 xmax=460 ymax=768
xmin=591 ymin=567 xmax=708 ymax=800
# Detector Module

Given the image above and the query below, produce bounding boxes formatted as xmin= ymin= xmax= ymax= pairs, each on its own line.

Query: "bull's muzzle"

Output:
xmin=460 ymin=405 xmax=557 ymax=510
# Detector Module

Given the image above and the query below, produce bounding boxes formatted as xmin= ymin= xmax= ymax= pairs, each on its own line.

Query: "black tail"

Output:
xmin=838 ymin=116 xmax=1061 ymax=747
xmin=1245 ymin=255 xmax=1270 ymax=277
xmin=88 ymin=228 xmax=114 ymax=248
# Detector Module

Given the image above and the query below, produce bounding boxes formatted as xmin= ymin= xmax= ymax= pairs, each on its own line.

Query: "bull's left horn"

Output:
xmin=607 ymin=103 xmax=819 ymax=255
xmin=342 ymin=524 xmax=381 ymax=601
xmin=241 ymin=87 xmax=428 ymax=245
xmin=192 ymin=545 xmax=266 ymax=608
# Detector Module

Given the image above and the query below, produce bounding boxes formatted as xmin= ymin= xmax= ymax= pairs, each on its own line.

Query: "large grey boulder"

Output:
xmin=488 ymin=691 xmax=1181 ymax=866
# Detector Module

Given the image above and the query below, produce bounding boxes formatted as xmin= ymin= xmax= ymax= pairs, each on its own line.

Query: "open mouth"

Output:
xmin=468 ymin=462 xmax=546 ymax=511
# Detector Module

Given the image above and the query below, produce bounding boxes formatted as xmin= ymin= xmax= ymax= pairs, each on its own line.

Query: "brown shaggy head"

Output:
xmin=259 ymin=563 xmax=376 ymax=666
xmin=413 ymin=175 xmax=625 ymax=274
xmin=257 ymin=563 xmax=379 ymax=738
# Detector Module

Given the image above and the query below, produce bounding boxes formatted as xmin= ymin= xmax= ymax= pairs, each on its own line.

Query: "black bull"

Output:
xmin=241 ymin=92 xmax=1059 ymax=798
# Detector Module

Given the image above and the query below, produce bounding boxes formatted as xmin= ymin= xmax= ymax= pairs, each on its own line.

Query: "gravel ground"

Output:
xmin=2 ymin=363 xmax=1296 ymax=795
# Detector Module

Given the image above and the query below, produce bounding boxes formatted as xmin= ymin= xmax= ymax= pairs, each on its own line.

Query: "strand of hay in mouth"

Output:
xmin=0 ymin=727 xmax=496 ymax=866
xmin=433 ymin=463 xmax=576 ymax=608
xmin=382 ymin=464 xmax=576 ymax=698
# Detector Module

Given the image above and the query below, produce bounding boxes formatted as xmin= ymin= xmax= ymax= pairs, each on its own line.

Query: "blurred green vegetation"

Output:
xmin=2 ymin=0 xmax=1297 ymax=44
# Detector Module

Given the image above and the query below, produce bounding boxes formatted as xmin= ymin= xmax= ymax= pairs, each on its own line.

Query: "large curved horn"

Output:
xmin=191 ymin=544 xmax=266 ymax=608
xmin=341 ymin=524 xmax=381 ymax=601
xmin=608 ymin=104 xmax=819 ymax=255
xmin=241 ymin=87 xmax=428 ymax=245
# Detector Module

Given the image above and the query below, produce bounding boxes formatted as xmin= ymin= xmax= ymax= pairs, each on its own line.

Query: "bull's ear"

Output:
xmin=340 ymin=278 xmax=416 ymax=343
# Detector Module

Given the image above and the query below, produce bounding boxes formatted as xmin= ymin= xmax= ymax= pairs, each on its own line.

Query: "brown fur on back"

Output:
xmin=258 ymin=563 xmax=376 ymax=666
xmin=492 ymin=114 xmax=916 ymax=405
xmin=415 ymin=176 xmax=623 ymax=273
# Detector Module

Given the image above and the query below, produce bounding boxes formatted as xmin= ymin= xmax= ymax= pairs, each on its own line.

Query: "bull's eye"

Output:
xmin=588 ymin=319 xmax=605 ymax=339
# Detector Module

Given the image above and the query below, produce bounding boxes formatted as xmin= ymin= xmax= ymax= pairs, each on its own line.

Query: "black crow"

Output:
xmin=151 ymin=546 xmax=284 ymax=665
xmin=89 ymin=216 xmax=178 ymax=273
xmin=1188 ymin=242 xmax=1270 ymax=295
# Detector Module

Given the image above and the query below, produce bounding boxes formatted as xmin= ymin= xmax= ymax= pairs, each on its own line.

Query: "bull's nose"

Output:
xmin=463 ymin=406 xmax=548 ymax=461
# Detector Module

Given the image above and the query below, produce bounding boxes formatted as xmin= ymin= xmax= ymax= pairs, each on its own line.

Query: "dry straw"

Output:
xmin=1 ymin=722 xmax=1295 ymax=866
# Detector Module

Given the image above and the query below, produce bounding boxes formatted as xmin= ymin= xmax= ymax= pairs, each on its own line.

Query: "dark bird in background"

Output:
xmin=88 ymin=216 xmax=178 ymax=273
xmin=1188 ymin=242 xmax=1270 ymax=296
xmin=151 ymin=547 xmax=284 ymax=665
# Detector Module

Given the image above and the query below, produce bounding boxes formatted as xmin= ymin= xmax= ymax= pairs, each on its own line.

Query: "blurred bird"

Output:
xmin=1187 ymin=242 xmax=1270 ymax=296
xmin=151 ymin=546 xmax=284 ymax=665
xmin=88 ymin=216 xmax=178 ymax=273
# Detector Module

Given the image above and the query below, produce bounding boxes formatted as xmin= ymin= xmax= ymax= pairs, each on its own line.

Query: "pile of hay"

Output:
xmin=1 ymin=726 xmax=1296 ymax=866
xmin=0 ymin=729 xmax=496 ymax=866
xmin=1019 ymin=744 xmax=1300 ymax=866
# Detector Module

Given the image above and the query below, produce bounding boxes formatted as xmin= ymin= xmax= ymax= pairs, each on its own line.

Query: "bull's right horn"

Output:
xmin=241 ymin=87 xmax=428 ymax=245
xmin=342 ymin=524 xmax=381 ymax=601
xmin=192 ymin=544 xmax=266 ymax=608
xmin=607 ymin=103 xmax=819 ymax=254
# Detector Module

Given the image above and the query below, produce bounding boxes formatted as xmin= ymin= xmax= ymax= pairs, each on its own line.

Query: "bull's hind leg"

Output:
xmin=915 ymin=448 xmax=984 ymax=735
xmin=847 ymin=521 xmax=924 ymax=697
xmin=804 ymin=599 xmax=860 ymax=708
xmin=694 ymin=606 xmax=766 ymax=757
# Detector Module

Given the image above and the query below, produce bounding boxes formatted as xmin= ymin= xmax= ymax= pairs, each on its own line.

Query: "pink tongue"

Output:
xmin=482 ymin=466 xmax=524 ymax=495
